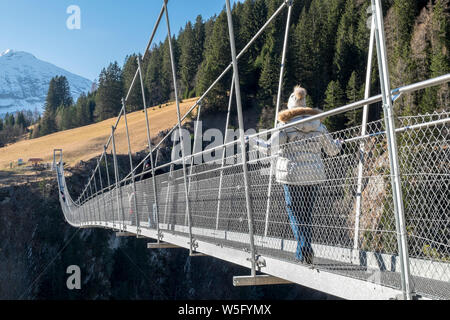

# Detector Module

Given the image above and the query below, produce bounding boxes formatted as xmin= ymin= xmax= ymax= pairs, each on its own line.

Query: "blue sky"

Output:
xmin=0 ymin=0 xmax=237 ymax=81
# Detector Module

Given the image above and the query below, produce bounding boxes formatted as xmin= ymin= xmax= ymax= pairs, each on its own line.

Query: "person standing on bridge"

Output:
xmin=140 ymin=157 xmax=153 ymax=182
xmin=250 ymin=85 xmax=342 ymax=264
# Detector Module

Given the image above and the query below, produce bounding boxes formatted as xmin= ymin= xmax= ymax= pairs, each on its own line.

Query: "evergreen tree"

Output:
xmin=16 ymin=0 xmax=446 ymax=138
xmin=122 ymin=54 xmax=142 ymax=111
xmin=44 ymin=76 xmax=73 ymax=112
xmin=323 ymin=80 xmax=346 ymax=132
xmin=16 ymin=112 xmax=27 ymax=129
xmin=58 ymin=106 xmax=75 ymax=131
xmin=161 ymin=37 xmax=177 ymax=102
xmin=94 ymin=62 xmax=123 ymax=121
xmin=40 ymin=76 xmax=73 ymax=136
xmin=5 ymin=113 xmax=14 ymax=127
xmin=393 ymin=0 xmax=418 ymax=55
xmin=258 ymin=0 xmax=286 ymax=103
xmin=32 ymin=123 xmax=42 ymax=139
xmin=333 ymin=0 xmax=363 ymax=86
xmin=389 ymin=0 xmax=418 ymax=100
xmin=419 ymin=0 xmax=449 ymax=113
xmin=75 ymin=93 xmax=95 ymax=126
xmin=145 ymin=46 xmax=164 ymax=106
xmin=238 ymin=0 xmax=267 ymax=103
xmin=40 ymin=109 xmax=57 ymax=136
xmin=196 ymin=10 xmax=231 ymax=112
xmin=192 ymin=15 xmax=206 ymax=91
xmin=176 ymin=17 xmax=205 ymax=99
xmin=291 ymin=0 xmax=344 ymax=107
xmin=345 ymin=71 xmax=363 ymax=127
xmin=354 ymin=1 xmax=372 ymax=56
xmin=202 ymin=15 xmax=216 ymax=54
xmin=180 ymin=22 xmax=199 ymax=99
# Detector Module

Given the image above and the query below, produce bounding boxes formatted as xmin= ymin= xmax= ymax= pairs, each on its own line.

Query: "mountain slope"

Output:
xmin=0 ymin=49 xmax=92 ymax=115
xmin=0 ymin=98 xmax=197 ymax=169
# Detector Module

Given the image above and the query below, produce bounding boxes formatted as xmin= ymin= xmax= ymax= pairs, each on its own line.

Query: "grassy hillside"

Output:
xmin=0 ymin=98 xmax=197 ymax=169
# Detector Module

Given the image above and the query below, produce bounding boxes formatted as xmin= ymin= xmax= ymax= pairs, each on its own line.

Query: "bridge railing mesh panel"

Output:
xmin=57 ymin=112 xmax=450 ymax=299
xmin=397 ymin=113 xmax=450 ymax=299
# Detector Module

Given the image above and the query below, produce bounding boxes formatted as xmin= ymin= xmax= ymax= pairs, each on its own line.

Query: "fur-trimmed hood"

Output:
xmin=278 ymin=107 xmax=322 ymax=123
xmin=278 ymin=107 xmax=323 ymax=133
xmin=252 ymin=106 xmax=341 ymax=185
xmin=278 ymin=107 xmax=322 ymax=133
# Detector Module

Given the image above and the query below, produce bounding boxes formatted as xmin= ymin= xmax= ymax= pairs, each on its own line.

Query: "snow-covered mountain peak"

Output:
xmin=1 ymin=49 xmax=14 ymax=56
xmin=0 ymin=50 xmax=92 ymax=115
xmin=1 ymin=49 xmax=37 ymax=60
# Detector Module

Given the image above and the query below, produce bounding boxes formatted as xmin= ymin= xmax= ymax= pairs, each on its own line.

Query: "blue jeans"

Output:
xmin=283 ymin=184 xmax=317 ymax=261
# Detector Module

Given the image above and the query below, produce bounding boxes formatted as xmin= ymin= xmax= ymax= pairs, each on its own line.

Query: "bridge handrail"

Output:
xmin=121 ymin=74 xmax=450 ymax=178
xmin=81 ymin=109 xmax=450 ymax=202
xmin=54 ymin=0 xmax=450 ymax=300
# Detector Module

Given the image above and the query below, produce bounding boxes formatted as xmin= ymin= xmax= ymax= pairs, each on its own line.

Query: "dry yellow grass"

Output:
xmin=0 ymin=98 xmax=197 ymax=169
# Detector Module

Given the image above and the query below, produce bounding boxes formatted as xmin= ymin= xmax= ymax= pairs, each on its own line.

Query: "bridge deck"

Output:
xmin=51 ymin=0 xmax=450 ymax=299
xmin=55 ymin=112 xmax=450 ymax=300
xmin=72 ymin=217 xmax=449 ymax=300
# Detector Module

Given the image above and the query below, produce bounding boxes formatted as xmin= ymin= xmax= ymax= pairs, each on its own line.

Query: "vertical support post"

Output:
xmin=264 ymin=1 xmax=293 ymax=237
xmin=352 ymin=13 xmax=375 ymax=262
xmin=98 ymin=158 xmax=107 ymax=225
xmin=87 ymin=192 xmax=91 ymax=224
xmin=164 ymin=1 xmax=195 ymax=254
xmin=104 ymin=146 xmax=113 ymax=225
xmin=225 ymin=0 xmax=257 ymax=276
xmin=98 ymin=156 xmax=106 ymax=222
xmin=78 ymin=193 xmax=82 ymax=225
xmin=185 ymin=103 xmax=202 ymax=226
xmin=79 ymin=194 xmax=83 ymax=225
xmin=86 ymin=190 xmax=91 ymax=224
xmin=122 ymin=98 xmax=140 ymax=233
xmin=373 ymin=0 xmax=413 ymax=300
xmin=53 ymin=150 xmax=56 ymax=172
xmin=90 ymin=185 xmax=95 ymax=224
xmin=76 ymin=195 xmax=80 ymax=226
xmin=89 ymin=182 xmax=94 ymax=223
xmin=216 ymin=75 xmax=235 ymax=230
xmin=91 ymin=181 xmax=96 ymax=223
xmin=84 ymin=192 xmax=88 ymax=225
xmin=83 ymin=190 xmax=88 ymax=225
xmin=86 ymin=183 xmax=90 ymax=223
xmin=137 ymin=56 xmax=161 ymax=237
xmin=79 ymin=190 xmax=83 ymax=223
xmin=104 ymin=147 xmax=112 ymax=187
xmin=81 ymin=193 xmax=86 ymax=225
xmin=111 ymin=125 xmax=126 ymax=231
xmin=93 ymin=169 xmax=101 ymax=223
xmin=164 ymin=137 xmax=177 ymax=226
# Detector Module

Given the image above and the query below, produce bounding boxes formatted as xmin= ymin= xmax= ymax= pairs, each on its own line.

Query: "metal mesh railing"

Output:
xmin=56 ymin=111 xmax=450 ymax=299
xmin=396 ymin=113 xmax=450 ymax=299
xmin=52 ymin=0 xmax=450 ymax=300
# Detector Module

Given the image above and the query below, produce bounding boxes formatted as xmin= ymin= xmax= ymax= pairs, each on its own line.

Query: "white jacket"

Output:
xmin=253 ymin=107 xmax=341 ymax=185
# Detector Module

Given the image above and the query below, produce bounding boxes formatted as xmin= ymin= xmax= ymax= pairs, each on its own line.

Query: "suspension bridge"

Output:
xmin=54 ymin=0 xmax=450 ymax=300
